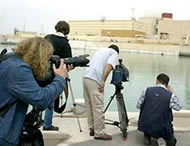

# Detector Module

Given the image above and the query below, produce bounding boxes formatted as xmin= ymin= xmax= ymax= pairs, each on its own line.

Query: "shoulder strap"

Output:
xmin=0 ymin=49 xmax=18 ymax=63
xmin=0 ymin=48 xmax=7 ymax=56
xmin=0 ymin=48 xmax=8 ymax=62
xmin=54 ymin=82 xmax=69 ymax=113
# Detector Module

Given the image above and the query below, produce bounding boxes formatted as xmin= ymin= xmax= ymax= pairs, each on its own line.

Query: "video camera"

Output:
xmin=50 ymin=54 xmax=89 ymax=68
xmin=111 ymin=59 xmax=129 ymax=86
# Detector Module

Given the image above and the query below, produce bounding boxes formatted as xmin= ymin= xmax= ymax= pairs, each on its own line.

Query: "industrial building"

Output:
xmin=69 ymin=20 xmax=146 ymax=38
xmin=68 ymin=13 xmax=190 ymax=44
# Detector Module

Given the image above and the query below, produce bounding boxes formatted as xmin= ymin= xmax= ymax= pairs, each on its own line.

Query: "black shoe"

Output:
xmin=144 ymin=133 xmax=151 ymax=145
xmin=43 ymin=125 xmax=59 ymax=131
xmin=89 ymin=128 xmax=94 ymax=136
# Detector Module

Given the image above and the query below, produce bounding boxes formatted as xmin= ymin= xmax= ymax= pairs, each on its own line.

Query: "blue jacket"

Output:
xmin=0 ymin=55 xmax=66 ymax=145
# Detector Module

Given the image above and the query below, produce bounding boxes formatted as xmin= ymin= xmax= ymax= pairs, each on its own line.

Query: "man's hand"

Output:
xmin=52 ymin=59 xmax=68 ymax=79
xmin=167 ymin=85 xmax=175 ymax=93
xmin=98 ymin=81 xmax=105 ymax=93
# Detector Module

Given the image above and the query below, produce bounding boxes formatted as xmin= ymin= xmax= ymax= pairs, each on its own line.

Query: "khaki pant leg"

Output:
xmin=83 ymin=78 xmax=94 ymax=129
xmin=83 ymin=78 xmax=105 ymax=137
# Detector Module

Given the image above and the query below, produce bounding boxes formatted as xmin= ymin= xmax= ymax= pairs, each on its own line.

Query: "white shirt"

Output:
xmin=83 ymin=48 xmax=118 ymax=84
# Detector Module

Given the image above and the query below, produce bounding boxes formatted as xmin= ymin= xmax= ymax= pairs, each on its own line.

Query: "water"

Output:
xmin=1 ymin=44 xmax=190 ymax=112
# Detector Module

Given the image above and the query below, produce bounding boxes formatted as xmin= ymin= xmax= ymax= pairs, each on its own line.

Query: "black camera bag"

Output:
xmin=19 ymin=108 xmax=44 ymax=146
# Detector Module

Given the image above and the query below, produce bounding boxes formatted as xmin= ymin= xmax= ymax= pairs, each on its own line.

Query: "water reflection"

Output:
xmin=71 ymin=48 xmax=190 ymax=112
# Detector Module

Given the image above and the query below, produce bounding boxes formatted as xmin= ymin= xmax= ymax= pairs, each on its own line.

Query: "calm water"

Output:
xmin=1 ymin=44 xmax=190 ymax=112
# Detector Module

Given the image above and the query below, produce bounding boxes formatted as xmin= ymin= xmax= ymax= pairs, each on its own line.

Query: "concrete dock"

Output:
xmin=42 ymin=110 xmax=190 ymax=146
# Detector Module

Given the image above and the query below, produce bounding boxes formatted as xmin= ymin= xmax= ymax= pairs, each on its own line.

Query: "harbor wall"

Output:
xmin=70 ymin=40 xmax=190 ymax=56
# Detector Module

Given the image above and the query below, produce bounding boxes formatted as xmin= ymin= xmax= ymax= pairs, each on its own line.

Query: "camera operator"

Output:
xmin=83 ymin=44 xmax=119 ymax=141
xmin=43 ymin=20 xmax=73 ymax=131
xmin=0 ymin=37 xmax=68 ymax=146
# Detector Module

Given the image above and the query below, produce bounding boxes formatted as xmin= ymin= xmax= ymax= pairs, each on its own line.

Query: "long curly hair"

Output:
xmin=13 ymin=37 xmax=53 ymax=80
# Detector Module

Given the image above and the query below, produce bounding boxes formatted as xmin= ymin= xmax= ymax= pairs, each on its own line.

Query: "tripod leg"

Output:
xmin=116 ymin=92 xmax=129 ymax=138
xmin=68 ymin=78 xmax=82 ymax=132
xmin=104 ymin=93 xmax=116 ymax=113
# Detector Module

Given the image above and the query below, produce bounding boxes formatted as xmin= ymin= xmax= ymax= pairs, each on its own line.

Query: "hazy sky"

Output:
xmin=0 ymin=0 xmax=190 ymax=34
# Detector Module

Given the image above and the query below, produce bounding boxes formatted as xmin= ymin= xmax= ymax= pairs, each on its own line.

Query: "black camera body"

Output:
xmin=50 ymin=54 xmax=89 ymax=68
xmin=37 ymin=54 xmax=89 ymax=87
xmin=111 ymin=59 xmax=129 ymax=86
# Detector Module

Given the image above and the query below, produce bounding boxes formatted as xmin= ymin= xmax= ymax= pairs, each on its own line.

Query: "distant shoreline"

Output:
xmin=1 ymin=39 xmax=190 ymax=57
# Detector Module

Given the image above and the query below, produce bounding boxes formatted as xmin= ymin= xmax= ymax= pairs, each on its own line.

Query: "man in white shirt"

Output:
xmin=83 ymin=44 xmax=119 ymax=140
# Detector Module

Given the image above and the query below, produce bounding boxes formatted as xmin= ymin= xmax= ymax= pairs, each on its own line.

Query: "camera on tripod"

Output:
xmin=104 ymin=59 xmax=129 ymax=139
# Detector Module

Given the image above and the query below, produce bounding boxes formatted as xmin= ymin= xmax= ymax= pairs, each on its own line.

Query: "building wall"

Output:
xmin=139 ymin=17 xmax=159 ymax=36
xmin=15 ymin=31 xmax=37 ymax=38
xmin=69 ymin=20 xmax=145 ymax=38
xmin=68 ymin=18 xmax=190 ymax=43
xmin=158 ymin=20 xmax=190 ymax=40
xmin=101 ymin=29 xmax=145 ymax=37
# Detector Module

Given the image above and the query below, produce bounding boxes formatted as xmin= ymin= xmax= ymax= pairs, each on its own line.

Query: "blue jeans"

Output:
xmin=43 ymin=108 xmax=53 ymax=128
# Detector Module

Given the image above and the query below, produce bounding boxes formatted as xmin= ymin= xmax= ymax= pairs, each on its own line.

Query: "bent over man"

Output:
xmin=83 ymin=44 xmax=119 ymax=141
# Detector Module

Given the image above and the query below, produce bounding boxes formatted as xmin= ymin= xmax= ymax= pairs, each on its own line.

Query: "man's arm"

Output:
xmin=167 ymin=85 xmax=183 ymax=111
xmin=136 ymin=88 xmax=147 ymax=109
xmin=170 ymin=94 xmax=183 ymax=111
xmin=98 ymin=64 xmax=113 ymax=92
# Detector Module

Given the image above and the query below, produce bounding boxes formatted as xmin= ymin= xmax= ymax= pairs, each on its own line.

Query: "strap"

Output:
xmin=0 ymin=53 xmax=18 ymax=63
xmin=54 ymin=82 xmax=69 ymax=113
xmin=0 ymin=48 xmax=7 ymax=56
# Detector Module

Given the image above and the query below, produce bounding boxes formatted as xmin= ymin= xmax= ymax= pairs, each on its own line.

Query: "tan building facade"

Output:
xmin=139 ymin=13 xmax=190 ymax=42
xmin=139 ymin=17 xmax=159 ymax=37
xmin=68 ymin=20 xmax=146 ymax=38
xmin=158 ymin=20 xmax=190 ymax=40
xmin=68 ymin=15 xmax=190 ymax=44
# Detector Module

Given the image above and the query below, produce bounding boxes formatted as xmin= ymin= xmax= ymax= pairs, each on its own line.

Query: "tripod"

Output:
xmin=104 ymin=83 xmax=129 ymax=138
xmin=54 ymin=76 xmax=83 ymax=132
xmin=67 ymin=77 xmax=83 ymax=132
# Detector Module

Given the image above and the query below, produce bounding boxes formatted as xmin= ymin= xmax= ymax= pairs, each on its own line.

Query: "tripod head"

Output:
xmin=115 ymin=83 xmax=124 ymax=94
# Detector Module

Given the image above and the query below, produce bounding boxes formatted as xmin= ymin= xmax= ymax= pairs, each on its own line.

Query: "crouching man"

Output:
xmin=136 ymin=73 xmax=183 ymax=146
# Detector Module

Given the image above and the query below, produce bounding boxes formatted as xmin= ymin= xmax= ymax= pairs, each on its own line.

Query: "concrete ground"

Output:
xmin=42 ymin=111 xmax=190 ymax=146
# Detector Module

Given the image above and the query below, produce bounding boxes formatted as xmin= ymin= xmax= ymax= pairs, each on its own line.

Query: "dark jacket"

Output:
xmin=0 ymin=55 xmax=66 ymax=145
xmin=138 ymin=86 xmax=173 ymax=139
xmin=45 ymin=34 xmax=72 ymax=58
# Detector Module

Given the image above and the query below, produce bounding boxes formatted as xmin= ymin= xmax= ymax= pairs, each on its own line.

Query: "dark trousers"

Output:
xmin=144 ymin=133 xmax=177 ymax=146
xmin=165 ymin=134 xmax=177 ymax=146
